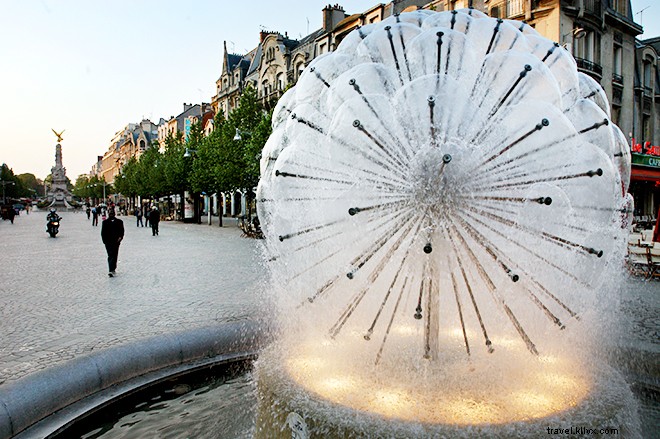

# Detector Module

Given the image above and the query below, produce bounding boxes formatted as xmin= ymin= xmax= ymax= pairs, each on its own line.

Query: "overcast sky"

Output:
xmin=1 ymin=0 xmax=659 ymax=182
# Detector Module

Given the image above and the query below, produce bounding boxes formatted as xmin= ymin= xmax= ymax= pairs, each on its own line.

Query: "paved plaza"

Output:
xmin=0 ymin=209 xmax=267 ymax=385
xmin=0 ymin=207 xmax=657 ymax=434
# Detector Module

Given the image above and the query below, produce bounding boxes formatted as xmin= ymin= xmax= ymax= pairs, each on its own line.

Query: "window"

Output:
xmin=276 ymin=72 xmax=284 ymax=90
xmin=643 ymin=115 xmax=651 ymax=140
xmin=613 ymin=43 xmax=622 ymax=75
xmin=612 ymin=0 xmax=627 ymax=15
xmin=296 ymin=61 xmax=304 ymax=80
xmin=643 ymin=60 xmax=652 ymax=90
xmin=262 ymin=80 xmax=269 ymax=96
xmin=574 ymin=30 xmax=600 ymax=64
xmin=319 ymin=43 xmax=326 ymax=54
xmin=611 ymin=105 xmax=621 ymax=126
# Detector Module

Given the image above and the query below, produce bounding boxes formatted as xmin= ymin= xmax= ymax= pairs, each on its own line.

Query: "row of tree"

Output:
xmin=0 ymin=164 xmax=46 ymax=202
xmin=108 ymin=86 xmax=272 ymax=204
xmin=71 ymin=174 xmax=113 ymax=201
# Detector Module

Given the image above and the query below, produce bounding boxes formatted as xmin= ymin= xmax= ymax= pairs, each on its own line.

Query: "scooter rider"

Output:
xmin=47 ymin=208 xmax=61 ymax=223
xmin=46 ymin=208 xmax=61 ymax=233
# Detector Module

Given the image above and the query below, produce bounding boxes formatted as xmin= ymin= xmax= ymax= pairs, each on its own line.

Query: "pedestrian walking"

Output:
xmin=101 ymin=207 xmax=124 ymax=277
xmin=91 ymin=206 xmax=99 ymax=226
xmin=144 ymin=205 xmax=150 ymax=228
xmin=7 ymin=207 xmax=15 ymax=224
xmin=85 ymin=204 xmax=90 ymax=220
xmin=135 ymin=207 xmax=143 ymax=227
xmin=149 ymin=205 xmax=160 ymax=236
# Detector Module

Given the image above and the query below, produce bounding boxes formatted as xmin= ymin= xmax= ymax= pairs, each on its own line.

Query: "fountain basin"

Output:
xmin=255 ymin=343 xmax=641 ymax=438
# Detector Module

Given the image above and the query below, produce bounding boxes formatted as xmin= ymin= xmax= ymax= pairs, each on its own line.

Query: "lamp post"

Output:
xmin=183 ymin=148 xmax=202 ymax=224
xmin=233 ymin=128 xmax=252 ymax=141
xmin=233 ymin=127 xmax=256 ymax=222
xmin=561 ymin=26 xmax=586 ymax=51
xmin=0 ymin=180 xmax=15 ymax=205
xmin=94 ymin=181 xmax=106 ymax=202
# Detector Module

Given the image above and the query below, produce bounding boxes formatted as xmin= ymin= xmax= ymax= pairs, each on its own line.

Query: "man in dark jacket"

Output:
xmin=149 ymin=205 xmax=160 ymax=236
xmin=101 ymin=207 xmax=124 ymax=277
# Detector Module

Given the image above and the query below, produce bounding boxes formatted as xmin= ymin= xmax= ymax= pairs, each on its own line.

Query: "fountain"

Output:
xmin=254 ymin=9 xmax=640 ymax=438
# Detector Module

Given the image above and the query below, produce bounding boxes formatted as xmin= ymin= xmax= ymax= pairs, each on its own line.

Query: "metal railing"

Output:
xmin=612 ymin=73 xmax=624 ymax=85
xmin=575 ymin=57 xmax=603 ymax=77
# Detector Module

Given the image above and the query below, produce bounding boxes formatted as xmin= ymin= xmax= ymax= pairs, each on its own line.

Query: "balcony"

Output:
xmin=612 ymin=73 xmax=624 ymax=85
xmin=575 ymin=57 xmax=603 ymax=80
xmin=488 ymin=0 xmax=525 ymax=19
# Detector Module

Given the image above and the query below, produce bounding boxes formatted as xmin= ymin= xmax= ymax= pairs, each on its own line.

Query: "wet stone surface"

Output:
xmin=0 ymin=210 xmax=267 ymax=385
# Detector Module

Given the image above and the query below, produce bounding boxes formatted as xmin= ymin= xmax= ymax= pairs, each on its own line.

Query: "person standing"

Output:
xmin=101 ymin=207 xmax=124 ymax=277
xmin=144 ymin=205 xmax=150 ymax=228
xmin=135 ymin=207 xmax=143 ymax=227
xmin=91 ymin=206 xmax=99 ymax=226
xmin=7 ymin=206 xmax=15 ymax=224
xmin=149 ymin=205 xmax=160 ymax=236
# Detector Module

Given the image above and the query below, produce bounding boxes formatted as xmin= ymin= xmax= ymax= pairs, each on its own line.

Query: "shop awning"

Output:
xmin=631 ymin=166 xmax=660 ymax=182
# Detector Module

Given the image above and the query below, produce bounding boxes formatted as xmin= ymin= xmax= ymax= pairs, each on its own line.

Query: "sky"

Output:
xmin=1 ymin=1 xmax=659 ymax=182
xmin=0 ymin=0 xmax=379 ymax=181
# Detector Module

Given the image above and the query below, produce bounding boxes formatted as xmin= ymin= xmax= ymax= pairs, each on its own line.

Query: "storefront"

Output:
xmin=629 ymin=152 xmax=660 ymax=223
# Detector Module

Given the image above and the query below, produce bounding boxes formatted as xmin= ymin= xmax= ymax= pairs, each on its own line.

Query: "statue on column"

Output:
xmin=47 ymin=129 xmax=73 ymax=206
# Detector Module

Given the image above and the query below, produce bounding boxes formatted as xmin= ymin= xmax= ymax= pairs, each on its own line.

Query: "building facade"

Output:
xmin=96 ymin=119 xmax=160 ymax=185
xmin=631 ymin=37 xmax=660 ymax=217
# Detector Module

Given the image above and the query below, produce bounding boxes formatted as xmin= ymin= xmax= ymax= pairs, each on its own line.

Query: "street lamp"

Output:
xmin=182 ymin=148 xmax=203 ymax=224
xmin=0 ymin=180 xmax=15 ymax=205
xmin=561 ymin=26 xmax=586 ymax=50
xmin=95 ymin=181 xmax=106 ymax=201
xmin=233 ymin=128 xmax=252 ymax=141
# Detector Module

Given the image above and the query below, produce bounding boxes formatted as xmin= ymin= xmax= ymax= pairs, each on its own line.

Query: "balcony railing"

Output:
xmin=575 ymin=57 xmax=603 ymax=78
xmin=612 ymin=73 xmax=623 ymax=85
xmin=488 ymin=0 xmax=525 ymax=19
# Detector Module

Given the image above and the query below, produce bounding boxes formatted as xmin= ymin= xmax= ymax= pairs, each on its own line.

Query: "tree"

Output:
xmin=215 ymin=86 xmax=272 ymax=194
xmin=0 ymin=163 xmax=26 ymax=201
xmin=17 ymin=173 xmax=44 ymax=197
xmin=162 ymin=132 xmax=187 ymax=196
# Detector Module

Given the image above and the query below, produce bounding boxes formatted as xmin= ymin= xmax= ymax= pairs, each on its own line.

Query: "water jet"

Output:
xmin=255 ymin=8 xmax=638 ymax=438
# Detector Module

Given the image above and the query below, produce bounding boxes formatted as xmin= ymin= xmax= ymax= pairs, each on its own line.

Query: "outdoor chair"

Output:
xmin=628 ymin=233 xmax=642 ymax=246
xmin=627 ymin=244 xmax=650 ymax=277
xmin=648 ymin=245 xmax=660 ymax=280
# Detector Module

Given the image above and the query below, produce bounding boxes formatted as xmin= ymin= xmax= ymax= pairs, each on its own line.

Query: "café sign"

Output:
xmin=631 ymin=153 xmax=660 ymax=167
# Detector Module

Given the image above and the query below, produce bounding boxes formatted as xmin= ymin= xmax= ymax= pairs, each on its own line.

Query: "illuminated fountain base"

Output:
xmin=255 ymin=339 xmax=640 ymax=438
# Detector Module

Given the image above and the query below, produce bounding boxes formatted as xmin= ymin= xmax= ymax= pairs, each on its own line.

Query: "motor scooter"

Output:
xmin=46 ymin=212 xmax=61 ymax=238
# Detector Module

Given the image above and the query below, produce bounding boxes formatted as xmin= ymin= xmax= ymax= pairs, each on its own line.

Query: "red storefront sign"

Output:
xmin=631 ymin=138 xmax=660 ymax=156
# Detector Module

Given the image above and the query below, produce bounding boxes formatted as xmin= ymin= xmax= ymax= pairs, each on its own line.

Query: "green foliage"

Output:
xmin=212 ymin=86 xmax=272 ymax=193
xmin=0 ymin=163 xmax=28 ymax=200
xmin=17 ymin=173 xmax=44 ymax=197
xmin=106 ymin=85 xmax=274 ymax=203
xmin=71 ymin=174 xmax=110 ymax=200
xmin=162 ymin=132 xmax=187 ymax=195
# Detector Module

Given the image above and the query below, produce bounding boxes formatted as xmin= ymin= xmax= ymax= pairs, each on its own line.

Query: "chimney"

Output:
xmin=260 ymin=31 xmax=269 ymax=43
xmin=183 ymin=103 xmax=192 ymax=112
xmin=322 ymin=4 xmax=346 ymax=32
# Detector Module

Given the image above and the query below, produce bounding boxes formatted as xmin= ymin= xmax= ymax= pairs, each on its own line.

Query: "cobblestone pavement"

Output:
xmin=0 ymin=209 xmax=657 ymax=387
xmin=0 ymin=209 xmax=267 ymax=385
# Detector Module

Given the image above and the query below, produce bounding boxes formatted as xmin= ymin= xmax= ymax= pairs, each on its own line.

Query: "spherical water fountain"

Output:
xmin=255 ymin=9 xmax=639 ymax=438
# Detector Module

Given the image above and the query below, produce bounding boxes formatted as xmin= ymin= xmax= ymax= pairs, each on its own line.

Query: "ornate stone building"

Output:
xmin=97 ymin=119 xmax=160 ymax=184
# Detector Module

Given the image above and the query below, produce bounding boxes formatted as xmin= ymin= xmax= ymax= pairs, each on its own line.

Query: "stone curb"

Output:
xmin=0 ymin=320 xmax=265 ymax=439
